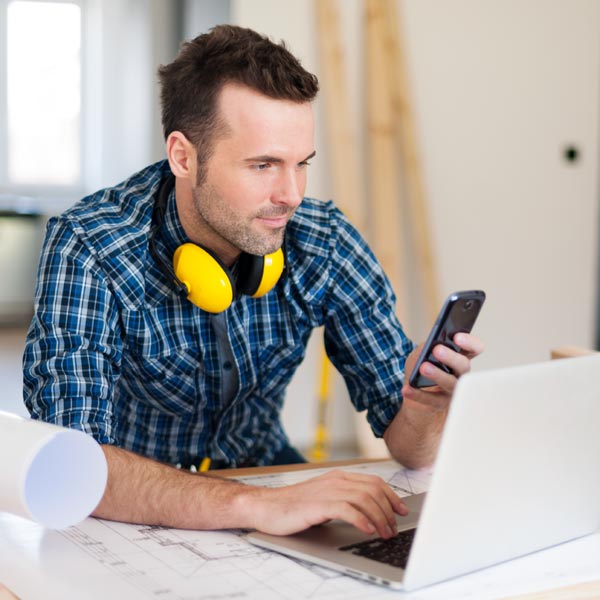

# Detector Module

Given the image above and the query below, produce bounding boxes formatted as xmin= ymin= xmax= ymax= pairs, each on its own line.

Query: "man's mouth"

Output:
xmin=257 ymin=215 xmax=288 ymax=228
xmin=256 ymin=211 xmax=292 ymax=228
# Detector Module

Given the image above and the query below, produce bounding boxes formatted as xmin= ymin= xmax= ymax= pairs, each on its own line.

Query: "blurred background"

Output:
xmin=0 ymin=0 xmax=598 ymax=459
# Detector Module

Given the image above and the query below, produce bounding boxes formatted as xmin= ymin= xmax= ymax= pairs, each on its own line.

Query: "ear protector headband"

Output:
xmin=150 ymin=175 xmax=285 ymax=313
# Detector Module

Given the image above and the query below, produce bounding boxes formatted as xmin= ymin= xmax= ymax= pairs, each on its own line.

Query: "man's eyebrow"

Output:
xmin=244 ymin=151 xmax=317 ymax=164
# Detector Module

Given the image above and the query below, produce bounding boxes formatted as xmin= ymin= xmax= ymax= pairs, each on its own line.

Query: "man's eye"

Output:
xmin=298 ymin=161 xmax=311 ymax=169
xmin=255 ymin=163 xmax=270 ymax=170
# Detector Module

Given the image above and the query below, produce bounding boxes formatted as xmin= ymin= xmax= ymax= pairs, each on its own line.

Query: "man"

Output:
xmin=23 ymin=25 xmax=482 ymax=539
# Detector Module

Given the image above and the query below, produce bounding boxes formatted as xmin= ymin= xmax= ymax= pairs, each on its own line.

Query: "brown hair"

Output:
xmin=158 ymin=24 xmax=319 ymax=182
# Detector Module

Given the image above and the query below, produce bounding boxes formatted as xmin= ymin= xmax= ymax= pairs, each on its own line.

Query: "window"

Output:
xmin=1 ymin=0 xmax=179 ymax=205
xmin=1 ymin=0 xmax=82 ymax=191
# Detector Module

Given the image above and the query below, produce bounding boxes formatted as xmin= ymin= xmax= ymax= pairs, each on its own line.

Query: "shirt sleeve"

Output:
xmin=23 ymin=216 xmax=123 ymax=444
xmin=322 ymin=209 xmax=416 ymax=437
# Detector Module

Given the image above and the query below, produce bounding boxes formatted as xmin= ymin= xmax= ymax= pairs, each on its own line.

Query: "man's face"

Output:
xmin=188 ymin=83 xmax=315 ymax=263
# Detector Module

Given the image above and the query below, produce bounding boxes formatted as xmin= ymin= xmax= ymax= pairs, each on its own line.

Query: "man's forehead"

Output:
xmin=214 ymin=83 xmax=314 ymax=159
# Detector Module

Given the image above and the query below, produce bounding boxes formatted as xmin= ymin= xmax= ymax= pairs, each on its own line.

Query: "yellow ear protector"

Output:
xmin=172 ymin=242 xmax=285 ymax=313
xmin=149 ymin=175 xmax=286 ymax=313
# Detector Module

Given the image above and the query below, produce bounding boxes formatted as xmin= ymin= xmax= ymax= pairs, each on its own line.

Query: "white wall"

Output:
xmin=233 ymin=0 xmax=600 ymax=452
xmin=402 ymin=0 xmax=600 ymax=368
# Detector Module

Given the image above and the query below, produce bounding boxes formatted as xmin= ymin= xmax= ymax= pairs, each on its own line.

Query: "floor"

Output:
xmin=0 ymin=326 xmax=29 ymax=417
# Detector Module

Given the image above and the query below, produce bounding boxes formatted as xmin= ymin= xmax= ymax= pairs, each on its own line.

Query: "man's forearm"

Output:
xmin=94 ymin=444 xmax=410 ymax=540
xmin=93 ymin=445 xmax=256 ymax=529
xmin=383 ymin=400 xmax=448 ymax=469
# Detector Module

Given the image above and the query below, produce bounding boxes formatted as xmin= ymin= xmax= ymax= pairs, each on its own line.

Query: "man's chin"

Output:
xmin=252 ymin=242 xmax=284 ymax=257
xmin=243 ymin=229 xmax=285 ymax=256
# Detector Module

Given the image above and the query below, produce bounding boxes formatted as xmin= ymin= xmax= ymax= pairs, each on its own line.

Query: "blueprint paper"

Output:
xmin=234 ymin=461 xmax=432 ymax=495
xmin=0 ymin=461 xmax=599 ymax=599
xmin=0 ymin=411 xmax=107 ymax=529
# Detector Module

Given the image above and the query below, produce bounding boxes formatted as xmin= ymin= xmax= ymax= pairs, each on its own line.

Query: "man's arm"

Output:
xmin=384 ymin=333 xmax=484 ymax=469
xmin=95 ymin=445 xmax=408 ymax=538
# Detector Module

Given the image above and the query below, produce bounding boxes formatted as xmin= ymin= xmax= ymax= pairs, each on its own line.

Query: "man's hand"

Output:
xmin=237 ymin=469 xmax=408 ymax=538
xmin=402 ymin=332 xmax=485 ymax=413
xmin=384 ymin=333 xmax=484 ymax=469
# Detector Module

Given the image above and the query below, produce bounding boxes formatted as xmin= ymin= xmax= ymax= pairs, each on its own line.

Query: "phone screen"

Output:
xmin=408 ymin=290 xmax=485 ymax=388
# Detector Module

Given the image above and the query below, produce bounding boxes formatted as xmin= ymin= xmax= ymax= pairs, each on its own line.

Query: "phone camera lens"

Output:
xmin=463 ymin=300 xmax=474 ymax=311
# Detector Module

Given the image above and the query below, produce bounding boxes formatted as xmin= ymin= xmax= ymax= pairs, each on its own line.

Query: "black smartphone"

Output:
xmin=408 ymin=290 xmax=486 ymax=388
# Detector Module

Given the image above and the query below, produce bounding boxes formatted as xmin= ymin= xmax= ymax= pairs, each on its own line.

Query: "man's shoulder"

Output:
xmin=291 ymin=196 xmax=344 ymax=228
xmin=288 ymin=197 xmax=363 ymax=254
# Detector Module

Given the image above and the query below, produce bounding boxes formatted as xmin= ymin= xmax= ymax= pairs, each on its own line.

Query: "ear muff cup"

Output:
xmin=237 ymin=248 xmax=285 ymax=297
xmin=173 ymin=243 xmax=234 ymax=313
xmin=172 ymin=244 xmax=285 ymax=312
xmin=236 ymin=253 xmax=265 ymax=296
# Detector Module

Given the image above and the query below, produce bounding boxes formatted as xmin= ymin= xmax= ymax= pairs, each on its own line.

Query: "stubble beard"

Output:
xmin=190 ymin=181 xmax=288 ymax=257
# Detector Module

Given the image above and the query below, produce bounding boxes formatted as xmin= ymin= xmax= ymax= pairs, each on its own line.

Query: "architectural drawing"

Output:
xmin=2 ymin=460 xmax=599 ymax=599
xmin=56 ymin=461 xmax=430 ymax=599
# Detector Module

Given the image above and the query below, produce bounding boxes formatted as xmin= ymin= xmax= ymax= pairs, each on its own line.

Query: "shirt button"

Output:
xmin=223 ymin=361 xmax=233 ymax=371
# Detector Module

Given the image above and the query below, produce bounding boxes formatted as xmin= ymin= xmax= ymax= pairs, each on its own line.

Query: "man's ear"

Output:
xmin=166 ymin=131 xmax=197 ymax=180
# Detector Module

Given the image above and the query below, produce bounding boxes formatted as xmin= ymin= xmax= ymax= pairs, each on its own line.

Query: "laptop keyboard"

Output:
xmin=339 ymin=528 xmax=416 ymax=569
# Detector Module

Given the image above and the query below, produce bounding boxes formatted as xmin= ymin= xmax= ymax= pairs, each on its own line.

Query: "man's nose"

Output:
xmin=273 ymin=169 xmax=303 ymax=207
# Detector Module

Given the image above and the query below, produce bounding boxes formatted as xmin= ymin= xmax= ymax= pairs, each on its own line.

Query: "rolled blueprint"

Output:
xmin=0 ymin=411 xmax=107 ymax=529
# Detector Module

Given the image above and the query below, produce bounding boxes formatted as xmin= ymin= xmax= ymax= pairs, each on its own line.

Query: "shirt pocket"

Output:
xmin=120 ymin=345 xmax=204 ymax=416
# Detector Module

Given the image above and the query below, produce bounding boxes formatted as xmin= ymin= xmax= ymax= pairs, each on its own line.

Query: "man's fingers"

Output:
xmin=346 ymin=489 xmax=396 ymax=538
xmin=323 ymin=471 xmax=408 ymax=517
xmin=321 ymin=472 xmax=407 ymax=537
xmin=408 ymin=358 xmax=457 ymax=395
xmin=309 ymin=471 xmax=407 ymax=537
xmin=411 ymin=334 xmax=484 ymax=395
xmin=431 ymin=344 xmax=470 ymax=377
xmin=454 ymin=333 xmax=484 ymax=358
xmin=321 ymin=501 xmax=378 ymax=536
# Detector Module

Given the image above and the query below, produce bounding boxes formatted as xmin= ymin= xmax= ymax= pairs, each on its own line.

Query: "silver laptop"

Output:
xmin=247 ymin=355 xmax=600 ymax=590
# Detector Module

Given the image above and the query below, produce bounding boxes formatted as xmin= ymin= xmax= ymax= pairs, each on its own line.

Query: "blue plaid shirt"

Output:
xmin=23 ymin=160 xmax=415 ymax=467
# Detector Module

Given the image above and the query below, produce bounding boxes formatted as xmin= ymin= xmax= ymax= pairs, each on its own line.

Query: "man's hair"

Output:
xmin=158 ymin=25 xmax=319 ymax=181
